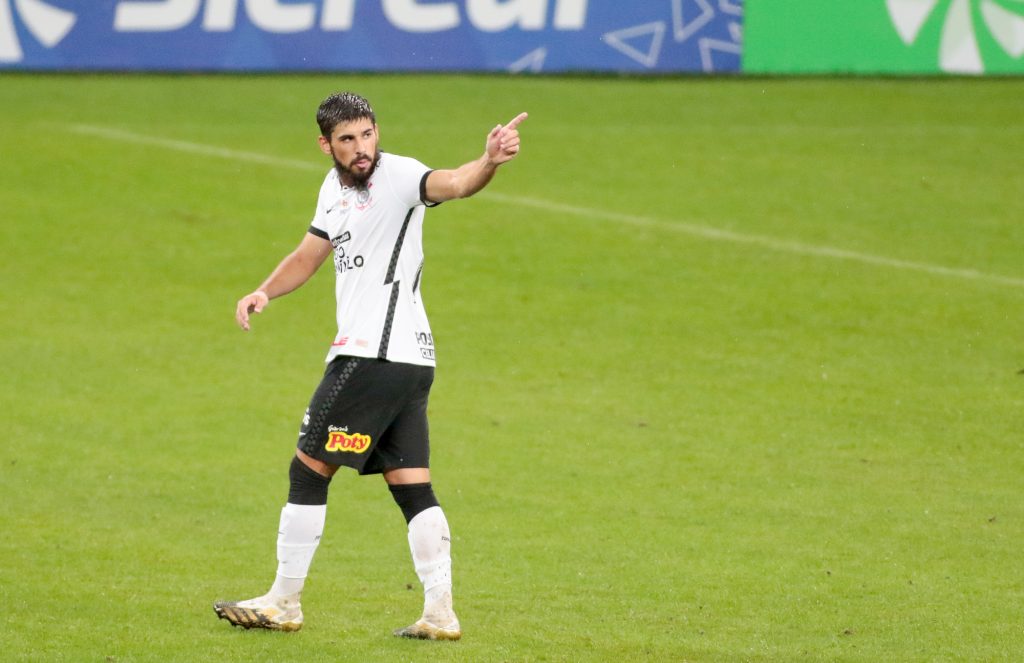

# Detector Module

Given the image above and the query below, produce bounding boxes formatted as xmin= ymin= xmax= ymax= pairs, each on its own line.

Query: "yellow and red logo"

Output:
xmin=325 ymin=431 xmax=371 ymax=454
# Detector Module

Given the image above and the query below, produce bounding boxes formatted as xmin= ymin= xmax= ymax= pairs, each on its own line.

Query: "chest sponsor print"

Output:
xmin=330 ymin=230 xmax=365 ymax=275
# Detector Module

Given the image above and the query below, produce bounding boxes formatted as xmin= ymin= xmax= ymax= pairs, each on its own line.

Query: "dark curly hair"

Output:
xmin=317 ymin=92 xmax=376 ymax=137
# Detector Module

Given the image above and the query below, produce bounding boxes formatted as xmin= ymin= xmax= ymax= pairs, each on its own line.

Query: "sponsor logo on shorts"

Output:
xmin=325 ymin=427 xmax=371 ymax=453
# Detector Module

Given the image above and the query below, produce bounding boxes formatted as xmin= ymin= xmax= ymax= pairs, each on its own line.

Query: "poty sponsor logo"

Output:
xmin=111 ymin=0 xmax=589 ymax=34
xmin=325 ymin=430 xmax=371 ymax=453
xmin=0 ymin=0 xmax=77 ymax=63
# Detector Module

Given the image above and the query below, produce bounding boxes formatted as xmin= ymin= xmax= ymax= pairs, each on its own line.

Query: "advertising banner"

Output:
xmin=0 ymin=0 xmax=743 ymax=73
xmin=744 ymin=0 xmax=1024 ymax=75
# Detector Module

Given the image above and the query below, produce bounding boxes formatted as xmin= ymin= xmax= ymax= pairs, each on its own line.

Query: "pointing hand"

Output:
xmin=486 ymin=112 xmax=528 ymax=165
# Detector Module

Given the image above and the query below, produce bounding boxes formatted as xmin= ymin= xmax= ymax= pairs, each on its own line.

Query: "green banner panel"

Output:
xmin=744 ymin=0 xmax=1024 ymax=74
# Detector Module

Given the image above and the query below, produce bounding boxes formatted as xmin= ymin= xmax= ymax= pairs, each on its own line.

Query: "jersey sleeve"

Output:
xmin=385 ymin=154 xmax=440 ymax=208
xmin=308 ymin=171 xmax=333 ymax=240
xmin=419 ymin=170 xmax=441 ymax=208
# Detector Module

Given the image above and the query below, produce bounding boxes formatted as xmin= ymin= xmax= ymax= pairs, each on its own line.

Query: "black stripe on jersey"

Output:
xmin=378 ymin=208 xmax=415 ymax=359
xmin=419 ymin=170 xmax=442 ymax=208
xmin=412 ymin=260 xmax=424 ymax=294
xmin=378 ymin=282 xmax=400 ymax=360
xmin=384 ymin=209 xmax=414 ymax=286
xmin=308 ymin=225 xmax=330 ymax=240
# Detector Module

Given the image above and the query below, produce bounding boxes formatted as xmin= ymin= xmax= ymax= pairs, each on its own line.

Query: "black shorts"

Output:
xmin=297 ymin=356 xmax=434 ymax=475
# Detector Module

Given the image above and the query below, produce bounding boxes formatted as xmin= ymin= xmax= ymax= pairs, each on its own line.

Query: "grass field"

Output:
xmin=1 ymin=73 xmax=1022 ymax=662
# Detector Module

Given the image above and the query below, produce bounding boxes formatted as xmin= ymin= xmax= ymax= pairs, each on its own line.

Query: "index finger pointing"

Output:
xmin=505 ymin=112 xmax=528 ymax=131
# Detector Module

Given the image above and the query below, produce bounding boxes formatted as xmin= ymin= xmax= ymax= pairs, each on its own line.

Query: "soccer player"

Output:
xmin=214 ymin=92 xmax=526 ymax=641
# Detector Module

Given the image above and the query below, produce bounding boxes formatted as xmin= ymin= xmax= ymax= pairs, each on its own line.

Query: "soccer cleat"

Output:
xmin=213 ymin=594 xmax=303 ymax=632
xmin=393 ymin=617 xmax=462 ymax=641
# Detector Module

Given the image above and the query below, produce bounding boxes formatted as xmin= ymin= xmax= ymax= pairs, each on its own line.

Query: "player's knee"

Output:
xmin=288 ymin=455 xmax=332 ymax=505
xmin=388 ymin=482 xmax=440 ymax=524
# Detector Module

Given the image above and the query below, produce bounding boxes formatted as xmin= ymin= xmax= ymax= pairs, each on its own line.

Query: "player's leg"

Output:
xmin=271 ymin=452 xmax=337 ymax=598
xmin=213 ymin=452 xmax=337 ymax=631
xmin=386 ymin=471 xmax=460 ymax=641
xmin=213 ymin=358 xmax=359 ymax=632
xmin=375 ymin=366 xmax=460 ymax=640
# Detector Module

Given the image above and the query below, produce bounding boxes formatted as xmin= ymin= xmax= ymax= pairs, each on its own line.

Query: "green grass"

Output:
xmin=1 ymin=73 xmax=1022 ymax=662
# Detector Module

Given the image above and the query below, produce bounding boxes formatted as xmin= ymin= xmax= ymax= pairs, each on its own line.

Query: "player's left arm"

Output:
xmin=424 ymin=112 xmax=528 ymax=204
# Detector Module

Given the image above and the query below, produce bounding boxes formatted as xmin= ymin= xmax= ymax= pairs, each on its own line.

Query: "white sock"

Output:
xmin=268 ymin=502 xmax=326 ymax=599
xmin=407 ymin=506 xmax=455 ymax=624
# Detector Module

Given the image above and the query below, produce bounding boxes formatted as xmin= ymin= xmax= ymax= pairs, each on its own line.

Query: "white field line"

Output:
xmin=72 ymin=124 xmax=323 ymax=172
xmin=71 ymin=124 xmax=1024 ymax=290
xmin=481 ymin=192 xmax=1024 ymax=289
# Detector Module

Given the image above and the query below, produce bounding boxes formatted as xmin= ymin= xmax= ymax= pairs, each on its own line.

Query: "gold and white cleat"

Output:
xmin=213 ymin=594 xmax=303 ymax=632
xmin=393 ymin=617 xmax=462 ymax=641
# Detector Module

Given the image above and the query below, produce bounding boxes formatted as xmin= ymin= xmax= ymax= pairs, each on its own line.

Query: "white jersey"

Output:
xmin=308 ymin=153 xmax=438 ymax=367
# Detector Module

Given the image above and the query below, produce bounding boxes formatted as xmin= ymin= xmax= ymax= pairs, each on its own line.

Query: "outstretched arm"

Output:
xmin=235 ymin=232 xmax=333 ymax=331
xmin=424 ymin=112 xmax=528 ymax=204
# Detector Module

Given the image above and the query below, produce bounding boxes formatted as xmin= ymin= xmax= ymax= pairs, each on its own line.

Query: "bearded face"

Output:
xmin=332 ymin=149 xmax=379 ymax=186
xmin=319 ymin=117 xmax=380 ymax=187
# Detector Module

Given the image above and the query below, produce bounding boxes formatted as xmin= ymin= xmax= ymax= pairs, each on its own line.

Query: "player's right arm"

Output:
xmin=236 ymin=233 xmax=333 ymax=331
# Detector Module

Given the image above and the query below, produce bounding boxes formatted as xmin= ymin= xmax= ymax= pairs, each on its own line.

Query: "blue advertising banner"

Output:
xmin=0 ymin=0 xmax=742 ymax=73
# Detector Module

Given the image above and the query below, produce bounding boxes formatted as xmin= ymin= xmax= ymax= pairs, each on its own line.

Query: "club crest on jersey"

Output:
xmin=325 ymin=427 xmax=371 ymax=453
xmin=355 ymin=184 xmax=373 ymax=211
